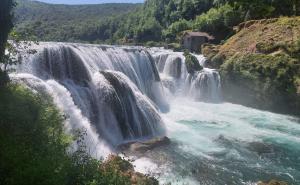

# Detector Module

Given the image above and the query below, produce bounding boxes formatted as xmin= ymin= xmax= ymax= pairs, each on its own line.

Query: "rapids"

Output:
xmin=11 ymin=43 xmax=300 ymax=184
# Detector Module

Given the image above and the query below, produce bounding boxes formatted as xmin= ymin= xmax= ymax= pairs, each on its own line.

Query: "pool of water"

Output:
xmin=133 ymin=98 xmax=300 ymax=185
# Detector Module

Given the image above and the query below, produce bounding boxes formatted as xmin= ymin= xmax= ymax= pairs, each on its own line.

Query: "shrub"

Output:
xmin=220 ymin=53 xmax=300 ymax=114
xmin=0 ymin=84 xmax=70 ymax=185
xmin=184 ymin=50 xmax=203 ymax=74
xmin=0 ymin=84 xmax=142 ymax=185
xmin=193 ymin=4 xmax=242 ymax=41
xmin=163 ymin=19 xmax=192 ymax=41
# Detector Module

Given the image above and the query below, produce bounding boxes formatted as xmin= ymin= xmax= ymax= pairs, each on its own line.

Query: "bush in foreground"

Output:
xmin=0 ymin=84 xmax=157 ymax=185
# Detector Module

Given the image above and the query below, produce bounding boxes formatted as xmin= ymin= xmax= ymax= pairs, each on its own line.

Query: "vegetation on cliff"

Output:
xmin=202 ymin=17 xmax=300 ymax=115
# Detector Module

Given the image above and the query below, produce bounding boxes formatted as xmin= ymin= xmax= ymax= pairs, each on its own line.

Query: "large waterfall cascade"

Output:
xmin=10 ymin=43 xmax=300 ymax=184
xmin=11 ymin=42 xmax=221 ymax=157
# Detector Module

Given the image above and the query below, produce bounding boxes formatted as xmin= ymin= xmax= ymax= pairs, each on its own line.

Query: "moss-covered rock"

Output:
xmin=184 ymin=51 xmax=203 ymax=74
xmin=201 ymin=17 xmax=300 ymax=115
xmin=220 ymin=53 xmax=300 ymax=115
xmin=201 ymin=44 xmax=223 ymax=68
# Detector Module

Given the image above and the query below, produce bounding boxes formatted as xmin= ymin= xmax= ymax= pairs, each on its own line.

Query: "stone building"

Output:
xmin=181 ymin=32 xmax=214 ymax=52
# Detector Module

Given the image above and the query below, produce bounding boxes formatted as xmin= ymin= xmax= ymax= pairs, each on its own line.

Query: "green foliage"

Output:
xmin=0 ymin=0 xmax=16 ymax=86
xmin=163 ymin=19 xmax=192 ymax=41
xmin=221 ymin=54 xmax=298 ymax=90
xmin=0 ymin=84 xmax=150 ymax=185
xmin=184 ymin=50 xmax=203 ymax=74
xmin=14 ymin=0 xmax=214 ymax=43
xmin=135 ymin=18 xmax=163 ymax=42
xmin=0 ymin=84 xmax=70 ymax=185
xmin=193 ymin=4 xmax=242 ymax=41
xmin=220 ymin=53 xmax=300 ymax=114
xmin=0 ymin=0 xmax=15 ymax=62
xmin=13 ymin=0 xmax=300 ymax=44
xmin=227 ymin=0 xmax=299 ymax=19
xmin=14 ymin=0 xmax=140 ymax=42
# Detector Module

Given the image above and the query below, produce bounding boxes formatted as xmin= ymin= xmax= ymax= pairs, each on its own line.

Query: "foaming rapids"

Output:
xmin=12 ymin=42 xmax=167 ymax=157
xmin=150 ymin=48 xmax=221 ymax=102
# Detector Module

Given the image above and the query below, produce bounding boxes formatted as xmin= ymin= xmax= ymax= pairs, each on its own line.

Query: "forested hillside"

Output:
xmin=14 ymin=0 xmax=141 ymax=42
xmin=14 ymin=0 xmax=300 ymax=44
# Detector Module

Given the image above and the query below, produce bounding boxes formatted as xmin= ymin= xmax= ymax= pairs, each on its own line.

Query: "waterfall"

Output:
xmin=150 ymin=48 xmax=222 ymax=102
xmin=12 ymin=43 xmax=222 ymax=158
xmin=12 ymin=42 xmax=167 ymax=156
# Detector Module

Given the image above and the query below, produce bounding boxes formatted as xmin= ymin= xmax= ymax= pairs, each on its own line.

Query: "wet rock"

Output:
xmin=258 ymin=180 xmax=288 ymax=185
xmin=247 ymin=142 xmax=273 ymax=155
xmin=118 ymin=136 xmax=171 ymax=153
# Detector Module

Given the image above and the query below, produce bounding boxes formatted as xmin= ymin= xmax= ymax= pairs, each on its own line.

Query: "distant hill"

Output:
xmin=15 ymin=0 xmax=298 ymax=44
xmin=14 ymin=0 xmax=141 ymax=42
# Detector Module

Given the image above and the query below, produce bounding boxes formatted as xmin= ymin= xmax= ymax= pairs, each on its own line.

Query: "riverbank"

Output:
xmin=202 ymin=17 xmax=300 ymax=116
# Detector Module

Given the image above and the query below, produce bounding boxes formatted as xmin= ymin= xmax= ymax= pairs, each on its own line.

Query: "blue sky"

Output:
xmin=36 ymin=0 xmax=144 ymax=4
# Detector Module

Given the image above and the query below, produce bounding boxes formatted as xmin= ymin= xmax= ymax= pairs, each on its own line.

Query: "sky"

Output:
xmin=36 ymin=0 xmax=144 ymax=4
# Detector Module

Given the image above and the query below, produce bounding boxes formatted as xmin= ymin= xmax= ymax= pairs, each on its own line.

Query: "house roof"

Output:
xmin=183 ymin=32 xmax=214 ymax=40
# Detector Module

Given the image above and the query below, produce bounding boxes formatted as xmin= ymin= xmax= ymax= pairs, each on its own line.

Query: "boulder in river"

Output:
xmin=118 ymin=136 xmax=171 ymax=154
xmin=257 ymin=180 xmax=288 ymax=185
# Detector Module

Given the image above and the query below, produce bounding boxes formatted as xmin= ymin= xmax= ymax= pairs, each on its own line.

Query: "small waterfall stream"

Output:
xmin=150 ymin=48 xmax=221 ymax=102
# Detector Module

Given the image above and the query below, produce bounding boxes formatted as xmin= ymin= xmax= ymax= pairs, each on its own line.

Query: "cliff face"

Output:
xmin=202 ymin=17 xmax=300 ymax=115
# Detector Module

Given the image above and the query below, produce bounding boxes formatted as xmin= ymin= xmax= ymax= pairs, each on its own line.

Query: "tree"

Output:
xmin=181 ymin=0 xmax=195 ymax=20
xmin=163 ymin=19 xmax=191 ymax=41
xmin=0 ymin=0 xmax=14 ymax=60
xmin=194 ymin=0 xmax=213 ymax=14
xmin=0 ymin=0 xmax=15 ymax=86
xmin=292 ymin=0 xmax=300 ymax=15
xmin=226 ymin=0 xmax=276 ymax=20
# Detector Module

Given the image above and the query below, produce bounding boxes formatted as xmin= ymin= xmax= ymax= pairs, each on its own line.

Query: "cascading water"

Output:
xmin=150 ymin=48 xmax=222 ymax=102
xmin=136 ymin=48 xmax=299 ymax=185
xmin=11 ymin=43 xmax=300 ymax=184
xmin=12 ymin=42 xmax=167 ymax=157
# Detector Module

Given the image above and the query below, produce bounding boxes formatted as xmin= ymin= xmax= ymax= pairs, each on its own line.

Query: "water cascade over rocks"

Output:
xmin=150 ymin=48 xmax=221 ymax=102
xmin=12 ymin=43 xmax=170 ymax=156
xmin=12 ymin=43 xmax=222 ymax=157
xmin=11 ymin=43 xmax=299 ymax=184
